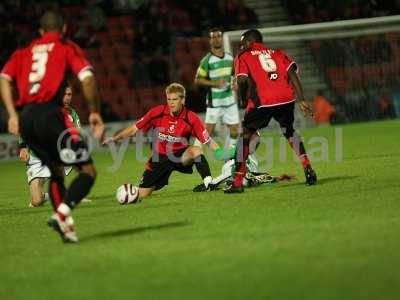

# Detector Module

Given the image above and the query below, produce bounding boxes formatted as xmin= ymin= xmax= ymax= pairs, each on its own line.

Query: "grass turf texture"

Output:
xmin=0 ymin=120 xmax=400 ymax=300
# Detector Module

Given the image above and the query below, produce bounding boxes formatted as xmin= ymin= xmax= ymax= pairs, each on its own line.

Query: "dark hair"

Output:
xmin=40 ymin=9 xmax=65 ymax=32
xmin=208 ymin=27 xmax=223 ymax=36
xmin=241 ymin=29 xmax=263 ymax=43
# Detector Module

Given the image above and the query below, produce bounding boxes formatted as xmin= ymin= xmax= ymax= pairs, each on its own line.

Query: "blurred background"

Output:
xmin=0 ymin=0 xmax=399 ymax=133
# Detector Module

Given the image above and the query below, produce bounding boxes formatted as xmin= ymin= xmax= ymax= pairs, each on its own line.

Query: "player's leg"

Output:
xmin=138 ymin=187 xmax=154 ymax=199
xmin=25 ymin=155 xmax=51 ymax=207
xmin=247 ymin=131 xmax=261 ymax=173
xmin=275 ymin=103 xmax=317 ymax=185
xmin=205 ymin=107 xmax=219 ymax=137
xmin=225 ymin=107 xmax=272 ymax=193
xmin=229 ymin=127 xmax=256 ymax=191
xmin=138 ymin=155 xmax=175 ymax=198
xmin=64 ymin=162 xmax=96 ymax=209
xmin=29 ymin=178 xmax=48 ymax=207
xmin=181 ymin=146 xmax=214 ymax=191
xmin=223 ymin=104 xmax=240 ymax=148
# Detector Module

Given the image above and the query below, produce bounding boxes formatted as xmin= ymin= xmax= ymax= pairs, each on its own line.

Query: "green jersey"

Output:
xmin=196 ymin=52 xmax=235 ymax=107
xmin=19 ymin=108 xmax=81 ymax=158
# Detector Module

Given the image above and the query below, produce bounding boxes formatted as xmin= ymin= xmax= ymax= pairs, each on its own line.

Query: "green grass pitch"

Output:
xmin=1 ymin=120 xmax=400 ymax=300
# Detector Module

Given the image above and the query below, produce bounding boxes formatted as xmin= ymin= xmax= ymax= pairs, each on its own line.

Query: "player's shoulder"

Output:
xmin=149 ymin=104 xmax=168 ymax=115
xmin=224 ymin=52 xmax=234 ymax=59
xmin=199 ymin=52 xmax=213 ymax=64
xmin=63 ymin=39 xmax=86 ymax=55
xmin=236 ymin=48 xmax=250 ymax=60
xmin=273 ymin=48 xmax=288 ymax=57
xmin=186 ymin=109 xmax=202 ymax=123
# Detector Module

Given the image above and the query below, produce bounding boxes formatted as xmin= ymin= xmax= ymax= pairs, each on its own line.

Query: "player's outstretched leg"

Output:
xmin=286 ymin=131 xmax=317 ymax=185
xmin=224 ymin=128 xmax=255 ymax=193
xmin=182 ymin=146 xmax=215 ymax=192
xmin=47 ymin=163 xmax=96 ymax=243
xmin=47 ymin=165 xmax=78 ymax=243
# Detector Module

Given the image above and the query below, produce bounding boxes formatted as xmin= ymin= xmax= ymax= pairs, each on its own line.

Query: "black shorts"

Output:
xmin=139 ymin=149 xmax=193 ymax=191
xmin=19 ymin=102 xmax=92 ymax=169
xmin=243 ymin=102 xmax=295 ymax=137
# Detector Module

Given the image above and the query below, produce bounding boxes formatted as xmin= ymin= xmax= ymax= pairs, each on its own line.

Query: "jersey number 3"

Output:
xmin=28 ymin=52 xmax=48 ymax=95
xmin=258 ymin=53 xmax=278 ymax=80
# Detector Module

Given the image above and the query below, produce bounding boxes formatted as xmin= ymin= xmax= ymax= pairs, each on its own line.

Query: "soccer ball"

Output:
xmin=116 ymin=184 xmax=139 ymax=205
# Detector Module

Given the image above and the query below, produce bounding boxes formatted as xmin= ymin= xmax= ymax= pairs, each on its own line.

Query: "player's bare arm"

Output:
xmin=194 ymin=77 xmax=226 ymax=88
xmin=81 ymin=75 xmax=104 ymax=139
xmin=288 ymin=66 xmax=313 ymax=117
xmin=103 ymin=124 xmax=139 ymax=145
xmin=236 ymin=75 xmax=249 ymax=108
xmin=0 ymin=78 xmax=19 ymax=135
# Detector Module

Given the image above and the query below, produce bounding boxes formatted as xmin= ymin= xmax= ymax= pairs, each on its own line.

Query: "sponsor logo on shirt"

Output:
xmin=158 ymin=132 xmax=183 ymax=143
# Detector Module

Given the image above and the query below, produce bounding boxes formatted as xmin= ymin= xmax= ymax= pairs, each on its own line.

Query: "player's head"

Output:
xmin=208 ymin=27 xmax=223 ymax=49
xmin=165 ymin=83 xmax=186 ymax=115
xmin=39 ymin=9 xmax=66 ymax=35
xmin=240 ymin=29 xmax=263 ymax=49
xmin=63 ymin=83 xmax=73 ymax=109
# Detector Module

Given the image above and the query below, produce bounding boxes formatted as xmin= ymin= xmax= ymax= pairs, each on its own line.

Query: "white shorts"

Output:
xmin=26 ymin=156 xmax=73 ymax=184
xmin=205 ymin=104 xmax=239 ymax=125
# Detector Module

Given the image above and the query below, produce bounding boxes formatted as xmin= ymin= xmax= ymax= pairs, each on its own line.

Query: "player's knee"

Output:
xmin=282 ymin=126 xmax=294 ymax=139
xmin=189 ymin=146 xmax=203 ymax=158
xmin=31 ymin=194 xmax=44 ymax=207
xmin=243 ymin=128 xmax=255 ymax=140
xmin=229 ymin=126 xmax=239 ymax=138
xmin=80 ymin=163 xmax=97 ymax=180
xmin=138 ymin=187 xmax=152 ymax=199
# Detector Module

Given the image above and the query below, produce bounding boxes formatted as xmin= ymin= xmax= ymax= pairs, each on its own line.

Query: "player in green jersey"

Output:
xmin=194 ymin=28 xmax=240 ymax=149
xmin=19 ymin=84 xmax=88 ymax=207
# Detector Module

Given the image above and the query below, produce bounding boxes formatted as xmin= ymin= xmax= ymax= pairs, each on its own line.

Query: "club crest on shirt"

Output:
xmin=168 ymin=122 xmax=177 ymax=133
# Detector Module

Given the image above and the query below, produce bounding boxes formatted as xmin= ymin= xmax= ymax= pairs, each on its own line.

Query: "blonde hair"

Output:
xmin=165 ymin=82 xmax=186 ymax=99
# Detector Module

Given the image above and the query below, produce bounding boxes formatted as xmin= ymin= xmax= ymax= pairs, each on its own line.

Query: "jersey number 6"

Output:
xmin=258 ymin=53 xmax=278 ymax=80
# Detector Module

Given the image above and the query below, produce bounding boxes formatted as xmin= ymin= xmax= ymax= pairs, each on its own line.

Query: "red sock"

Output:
xmin=288 ymin=138 xmax=311 ymax=169
xmin=233 ymin=139 xmax=250 ymax=187
xmin=299 ymin=154 xmax=311 ymax=169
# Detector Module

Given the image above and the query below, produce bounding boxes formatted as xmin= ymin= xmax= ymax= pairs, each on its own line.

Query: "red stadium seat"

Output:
xmin=137 ymin=88 xmax=155 ymax=104
xmin=345 ymin=66 xmax=363 ymax=88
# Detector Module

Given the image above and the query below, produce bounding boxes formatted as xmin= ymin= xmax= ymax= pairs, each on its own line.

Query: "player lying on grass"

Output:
xmin=211 ymin=158 xmax=295 ymax=190
xmin=18 ymin=84 xmax=91 ymax=207
xmin=103 ymin=83 xmax=232 ymax=199
xmin=211 ymin=130 xmax=295 ymax=190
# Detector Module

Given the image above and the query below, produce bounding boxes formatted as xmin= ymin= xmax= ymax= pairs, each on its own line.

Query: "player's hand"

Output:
xmin=89 ymin=112 xmax=104 ymax=140
xmin=299 ymin=101 xmax=314 ymax=118
xmin=19 ymin=148 xmax=29 ymax=162
xmin=102 ymin=137 xmax=114 ymax=146
xmin=215 ymin=79 xmax=227 ymax=89
xmin=8 ymin=115 xmax=19 ymax=135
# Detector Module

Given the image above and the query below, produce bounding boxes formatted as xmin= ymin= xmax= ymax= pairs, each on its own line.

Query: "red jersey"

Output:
xmin=0 ymin=32 xmax=92 ymax=107
xmin=235 ymin=42 xmax=298 ymax=107
xmin=136 ymin=104 xmax=211 ymax=155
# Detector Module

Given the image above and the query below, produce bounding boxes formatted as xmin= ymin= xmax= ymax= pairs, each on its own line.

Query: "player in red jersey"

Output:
xmin=103 ymin=83 xmax=230 ymax=198
xmin=0 ymin=10 xmax=104 ymax=242
xmin=225 ymin=29 xmax=317 ymax=193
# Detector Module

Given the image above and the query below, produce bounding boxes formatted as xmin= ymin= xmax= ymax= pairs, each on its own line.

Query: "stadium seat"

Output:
xmin=137 ymin=88 xmax=155 ymax=104
xmin=345 ymin=66 xmax=363 ymax=88
xmin=362 ymin=64 xmax=382 ymax=84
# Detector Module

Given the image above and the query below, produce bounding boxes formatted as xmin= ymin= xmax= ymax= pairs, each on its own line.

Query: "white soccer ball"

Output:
xmin=116 ymin=184 xmax=139 ymax=205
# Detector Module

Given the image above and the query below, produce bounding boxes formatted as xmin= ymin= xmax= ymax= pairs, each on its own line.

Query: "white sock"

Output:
xmin=43 ymin=192 xmax=50 ymax=201
xmin=203 ymin=176 xmax=212 ymax=188
xmin=57 ymin=203 xmax=71 ymax=218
